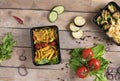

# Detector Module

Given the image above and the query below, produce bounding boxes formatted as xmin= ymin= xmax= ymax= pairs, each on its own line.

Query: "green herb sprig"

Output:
xmin=0 ymin=32 xmax=16 ymax=62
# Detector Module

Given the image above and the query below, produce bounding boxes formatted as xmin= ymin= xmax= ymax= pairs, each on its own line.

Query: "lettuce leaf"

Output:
xmin=37 ymin=55 xmax=59 ymax=64
xmin=37 ymin=58 xmax=49 ymax=64
xmin=49 ymin=55 xmax=59 ymax=64
xmin=69 ymin=48 xmax=87 ymax=71
xmin=94 ymin=73 xmax=108 ymax=81
xmin=69 ymin=44 xmax=109 ymax=81
xmin=92 ymin=44 xmax=105 ymax=58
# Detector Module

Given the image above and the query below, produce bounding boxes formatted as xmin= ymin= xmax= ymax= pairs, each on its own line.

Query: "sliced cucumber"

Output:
xmin=69 ymin=23 xmax=80 ymax=32
xmin=74 ymin=16 xmax=86 ymax=27
xmin=52 ymin=5 xmax=64 ymax=15
xmin=48 ymin=11 xmax=58 ymax=23
xmin=72 ymin=29 xmax=83 ymax=39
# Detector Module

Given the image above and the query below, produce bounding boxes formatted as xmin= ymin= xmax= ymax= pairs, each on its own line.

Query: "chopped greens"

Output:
xmin=37 ymin=55 xmax=59 ymax=64
xmin=0 ymin=32 xmax=16 ymax=62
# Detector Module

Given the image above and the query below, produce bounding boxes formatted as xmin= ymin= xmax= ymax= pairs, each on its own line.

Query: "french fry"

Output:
xmin=45 ymin=48 xmax=53 ymax=53
xmin=51 ymin=46 xmax=56 ymax=50
xmin=41 ymin=48 xmax=54 ymax=59
xmin=48 ymin=50 xmax=55 ymax=60
xmin=37 ymin=50 xmax=41 ymax=59
xmin=41 ymin=45 xmax=50 ymax=51
xmin=35 ymin=56 xmax=39 ymax=62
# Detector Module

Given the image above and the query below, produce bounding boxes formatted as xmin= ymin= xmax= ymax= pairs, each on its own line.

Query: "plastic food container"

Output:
xmin=30 ymin=25 xmax=61 ymax=66
xmin=93 ymin=1 xmax=120 ymax=45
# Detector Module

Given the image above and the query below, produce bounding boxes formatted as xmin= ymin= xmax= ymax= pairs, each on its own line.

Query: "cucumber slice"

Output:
xmin=72 ymin=29 xmax=83 ymax=39
xmin=74 ymin=16 xmax=86 ymax=27
xmin=69 ymin=23 xmax=80 ymax=32
xmin=52 ymin=5 xmax=64 ymax=15
xmin=48 ymin=11 xmax=58 ymax=23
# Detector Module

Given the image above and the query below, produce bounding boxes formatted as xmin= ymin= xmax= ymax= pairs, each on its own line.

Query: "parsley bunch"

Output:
xmin=0 ymin=32 xmax=16 ymax=62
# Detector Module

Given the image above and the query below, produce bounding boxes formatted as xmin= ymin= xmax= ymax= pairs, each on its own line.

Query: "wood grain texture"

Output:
xmin=0 ymin=47 xmax=70 ymax=69
xmin=0 ymin=66 xmax=101 ymax=81
xmin=0 ymin=27 xmax=119 ymax=51
xmin=0 ymin=47 xmax=119 ymax=81
xmin=0 ymin=0 xmax=119 ymax=81
xmin=0 ymin=67 xmax=69 ymax=81
xmin=0 ymin=47 xmax=119 ymax=69
xmin=0 ymin=0 xmax=118 ymax=12
xmin=0 ymin=9 xmax=97 ymax=30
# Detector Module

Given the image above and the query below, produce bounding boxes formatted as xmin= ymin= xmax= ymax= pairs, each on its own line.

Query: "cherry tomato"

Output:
xmin=41 ymin=42 xmax=48 ymax=48
xmin=50 ymin=41 xmax=56 ymax=46
xmin=82 ymin=48 xmax=94 ymax=60
xmin=76 ymin=66 xmax=89 ymax=78
xmin=88 ymin=58 xmax=101 ymax=71
xmin=35 ymin=44 xmax=41 ymax=50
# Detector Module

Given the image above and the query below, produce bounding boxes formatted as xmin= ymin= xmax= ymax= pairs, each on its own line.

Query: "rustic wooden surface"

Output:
xmin=0 ymin=0 xmax=120 ymax=81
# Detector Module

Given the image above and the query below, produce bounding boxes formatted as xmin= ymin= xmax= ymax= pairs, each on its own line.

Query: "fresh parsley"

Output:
xmin=0 ymin=32 xmax=16 ymax=62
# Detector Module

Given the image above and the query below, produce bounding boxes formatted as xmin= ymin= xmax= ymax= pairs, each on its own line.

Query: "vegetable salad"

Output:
xmin=69 ymin=44 xmax=109 ymax=81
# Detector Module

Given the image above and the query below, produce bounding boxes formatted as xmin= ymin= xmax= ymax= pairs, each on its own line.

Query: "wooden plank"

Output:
xmin=91 ymin=0 xmax=114 ymax=11
xmin=0 ymin=67 xmax=69 ymax=81
xmin=1 ymin=48 xmax=70 ymax=70
xmin=59 ymin=31 xmax=120 ymax=51
xmin=0 ymin=67 xmax=119 ymax=81
xmin=0 ymin=47 xmax=120 ymax=69
xmin=1 ymin=66 xmax=112 ymax=81
xmin=0 ymin=28 xmax=120 ymax=51
xmin=0 ymin=9 xmax=98 ymax=31
xmin=0 ymin=1 xmax=119 ymax=81
xmin=0 ymin=0 xmax=119 ymax=12
xmin=0 ymin=47 xmax=119 ymax=81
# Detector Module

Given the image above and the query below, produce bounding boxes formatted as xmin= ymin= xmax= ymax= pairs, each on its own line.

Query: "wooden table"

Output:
xmin=0 ymin=0 xmax=120 ymax=81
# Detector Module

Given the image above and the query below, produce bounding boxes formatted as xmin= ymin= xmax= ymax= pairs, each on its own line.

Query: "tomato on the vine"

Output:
xmin=88 ymin=58 xmax=101 ymax=71
xmin=82 ymin=48 xmax=94 ymax=60
xmin=76 ymin=66 xmax=89 ymax=78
